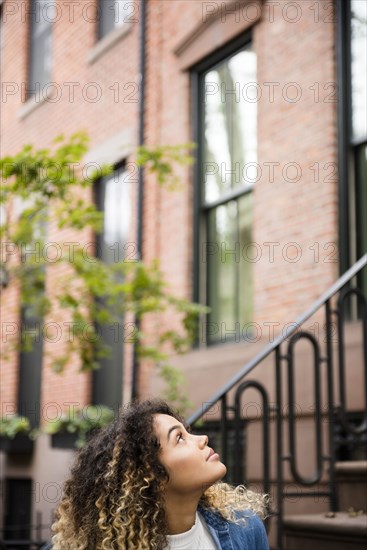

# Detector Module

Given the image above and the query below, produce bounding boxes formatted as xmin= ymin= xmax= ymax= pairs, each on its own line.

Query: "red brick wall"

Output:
xmin=0 ymin=0 xmax=344 ymax=535
xmin=140 ymin=0 xmax=339 ymax=396
xmin=1 ymin=0 xmax=140 ymax=418
xmin=1 ymin=0 xmax=340 ymax=406
xmin=255 ymin=0 xmax=339 ymax=325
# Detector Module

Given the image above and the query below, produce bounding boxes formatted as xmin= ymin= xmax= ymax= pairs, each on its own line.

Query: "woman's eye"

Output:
xmin=177 ymin=432 xmax=184 ymax=443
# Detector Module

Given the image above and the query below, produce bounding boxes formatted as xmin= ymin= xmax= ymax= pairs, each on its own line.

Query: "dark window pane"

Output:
xmin=93 ymin=165 xmax=130 ymax=410
xmin=28 ymin=0 xmax=53 ymax=96
xmin=18 ymin=210 xmax=46 ymax=428
xmin=99 ymin=0 xmax=116 ymax=37
xmin=18 ymin=311 xmax=43 ymax=428
xmin=4 ymin=479 xmax=32 ymax=540
xmin=351 ymin=0 xmax=367 ymax=141
xmin=203 ymin=46 xmax=257 ymax=203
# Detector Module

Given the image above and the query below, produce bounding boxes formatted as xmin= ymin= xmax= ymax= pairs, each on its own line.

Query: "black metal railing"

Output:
xmin=188 ymin=254 xmax=367 ymax=550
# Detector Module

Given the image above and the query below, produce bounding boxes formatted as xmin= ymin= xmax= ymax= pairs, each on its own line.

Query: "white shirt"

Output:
xmin=165 ymin=511 xmax=217 ymax=549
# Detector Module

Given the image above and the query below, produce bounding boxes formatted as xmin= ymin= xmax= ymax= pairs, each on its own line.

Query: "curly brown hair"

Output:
xmin=51 ymin=399 xmax=267 ymax=549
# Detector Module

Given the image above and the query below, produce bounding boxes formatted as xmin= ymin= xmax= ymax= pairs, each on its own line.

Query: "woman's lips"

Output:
xmin=208 ymin=452 xmax=220 ymax=462
xmin=206 ymin=448 xmax=219 ymax=461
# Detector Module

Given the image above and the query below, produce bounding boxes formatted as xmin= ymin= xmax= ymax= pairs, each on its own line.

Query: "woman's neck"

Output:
xmin=164 ymin=492 xmax=202 ymax=535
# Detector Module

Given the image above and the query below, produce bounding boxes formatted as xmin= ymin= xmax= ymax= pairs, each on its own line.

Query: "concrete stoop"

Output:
xmin=335 ymin=461 xmax=367 ymax=512
xmin=283 ymin=512 xmax=367 ymax=550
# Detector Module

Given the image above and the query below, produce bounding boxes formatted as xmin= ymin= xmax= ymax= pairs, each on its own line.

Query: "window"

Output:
xmin=28 ymin=0 xmax=54 ymax=98
xmin=17 ymin=209 xmax=46 ymax=429
xmin=338 ymin=0 xmax=367 ymax=302
xmin=193 ymin=35 xmax=257 ymax=345
xmin=92 ymin=164 xmax=131 ymax=410
xmin=98 ymin=0 xmax=134 ymax=40
xmin=3 ymin=479 xmax=32 ymax=541
xmin=334 ymin=411 xmax=367 ymax=461
xmin=18 ymin=305 xmax=43 ymax=428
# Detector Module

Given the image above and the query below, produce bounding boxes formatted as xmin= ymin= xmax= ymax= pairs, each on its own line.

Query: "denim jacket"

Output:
xmin=198 ymin=505 xmax=269 ymax=550
xmin=40 ymin=508 xmax=269 ymax=550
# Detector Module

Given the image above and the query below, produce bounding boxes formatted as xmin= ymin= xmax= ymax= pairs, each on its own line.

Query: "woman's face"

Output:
xmin=154 ymin=413 xmax=227 ymax=496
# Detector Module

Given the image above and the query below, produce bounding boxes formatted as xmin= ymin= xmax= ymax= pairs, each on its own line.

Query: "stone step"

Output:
xmin=283 ymin=512 xmax=367 ymax=550
xmin=335 ymin=461 xmax=367 ymax=512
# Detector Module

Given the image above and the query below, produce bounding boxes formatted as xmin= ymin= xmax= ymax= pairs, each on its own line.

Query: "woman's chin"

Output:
xmin=215 ymin=462 xmax=227 ymax=480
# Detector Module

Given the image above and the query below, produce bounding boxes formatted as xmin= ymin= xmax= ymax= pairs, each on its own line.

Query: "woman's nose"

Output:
xmin=198 ymin=434 xmax=208 ymax=448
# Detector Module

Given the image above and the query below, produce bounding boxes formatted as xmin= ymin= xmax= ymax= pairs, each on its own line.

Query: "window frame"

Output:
xmin=191 ymin=30 xmax=254 ymax=347
xmin=87 ymin=1 xmax=134 ymax=65
xmin=92 ymin=160 xmax=128 ymax=412
xmin=17 ymin=211 xmax=47 ymax=430
xmin=3 ymin=478 xmax=32 ymax=541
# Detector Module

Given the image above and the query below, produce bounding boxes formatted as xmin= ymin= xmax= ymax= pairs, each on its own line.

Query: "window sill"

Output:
xmin=87 ymin=23 xmax=132 ymax=65
xmin=17 ymin=85 xmax=56 ymax=120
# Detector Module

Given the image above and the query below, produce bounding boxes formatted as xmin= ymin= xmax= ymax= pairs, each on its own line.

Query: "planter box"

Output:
xmin=51 ymin=428 xmax=100 ymax=449
xmin=51 ymin=432 xmax=78 ymax=449
xmin=0 ymin=433 xmax=34 ymax=454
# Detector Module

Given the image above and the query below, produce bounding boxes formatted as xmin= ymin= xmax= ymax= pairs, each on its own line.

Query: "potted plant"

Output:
xmin=45 ymin=405 xmax=115 ymax=449
xmin=0 ymin=414 xmax=34 ymax=454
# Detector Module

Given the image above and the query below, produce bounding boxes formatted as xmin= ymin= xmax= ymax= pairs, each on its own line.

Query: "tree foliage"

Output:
xmin=0 ymin=132 xmax=207 ymax=414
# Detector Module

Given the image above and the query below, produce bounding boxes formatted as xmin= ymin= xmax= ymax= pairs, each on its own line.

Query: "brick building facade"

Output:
xmin=0 ymin=0 xmax=366 ymax=545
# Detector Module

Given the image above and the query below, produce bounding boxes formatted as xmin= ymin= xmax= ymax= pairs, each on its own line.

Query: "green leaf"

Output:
xmin=1 ymin=134 xmax=202 ymax=417
xmin=0 ymin=415 xmax=31 ymax=438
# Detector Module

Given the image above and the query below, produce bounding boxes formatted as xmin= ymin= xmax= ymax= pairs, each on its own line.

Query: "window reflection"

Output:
xmin=99 ymin=166 xmax=130 ymax=264
xmin=208 ymin=202 xmax=238 ymax=331
xmin=203 ymin=47 xmax=257 ymax=202
xmin=103 ymin=170 xmax=130 ymax=247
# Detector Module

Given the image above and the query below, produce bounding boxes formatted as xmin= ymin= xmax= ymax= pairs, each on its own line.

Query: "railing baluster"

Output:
xmin=275 ymin=346 xmax=283 ymax=550
xmin=287 ymin=332 xmax=324 ymax=485
xmin=234 ymin=380 xmax=270 ymax=494
xmin=234 ymin=391 xmax=243 ymax=485
xmin=220 ymin=394 xmax=228 ymax=470
xmin=325 ymin=299 xmax=338 ymax=512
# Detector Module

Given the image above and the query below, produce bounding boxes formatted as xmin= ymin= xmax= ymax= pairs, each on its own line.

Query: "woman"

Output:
xmin=47 ymin=399 xmax=269 ymax=549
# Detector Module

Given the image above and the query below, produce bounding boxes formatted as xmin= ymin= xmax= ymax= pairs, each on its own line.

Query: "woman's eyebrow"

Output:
xmin=167 ymin=424 xmax=183 ymax=442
